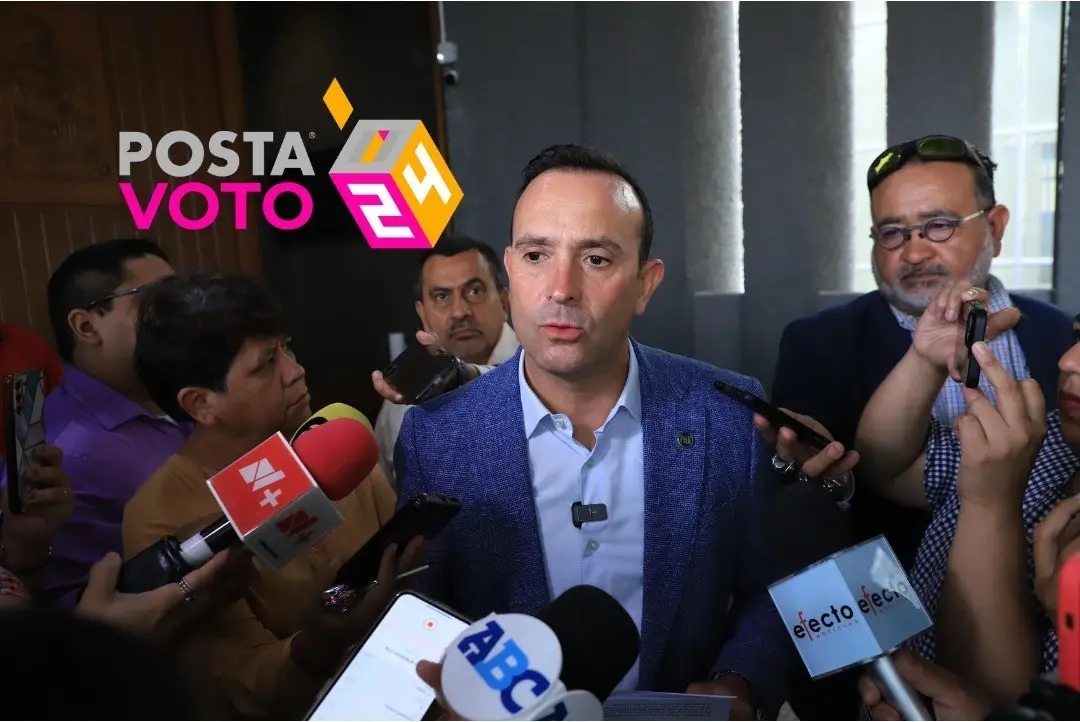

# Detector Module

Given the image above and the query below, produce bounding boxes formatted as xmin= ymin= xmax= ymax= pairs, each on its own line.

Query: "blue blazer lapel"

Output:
xmin=634 ymin=341 xmax=705 ymax=688
xmin=479 ymin=351 xmax=551 ymax=615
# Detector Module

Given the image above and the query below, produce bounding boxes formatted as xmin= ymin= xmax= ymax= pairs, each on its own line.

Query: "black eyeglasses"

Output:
xmin=86 ymin=286 xmax=144 ymax=312
xmin=870 ymin=209 xmax=988 ymax=251
xmin=867 ymin=135 xmax=995 ymax=194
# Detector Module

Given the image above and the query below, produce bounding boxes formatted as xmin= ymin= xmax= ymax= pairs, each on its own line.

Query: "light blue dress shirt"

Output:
xmin=518 ymin=344 xmax=646 ymax=692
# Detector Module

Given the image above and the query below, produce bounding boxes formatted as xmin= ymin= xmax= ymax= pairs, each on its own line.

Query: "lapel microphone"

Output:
xmin=570 ymin=501 xmax=608 ymax=529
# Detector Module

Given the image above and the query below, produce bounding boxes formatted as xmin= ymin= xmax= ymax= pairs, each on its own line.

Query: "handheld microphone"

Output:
xmin=440 ymin=585 xmax=640 ymax=721
xmin=289 ymin=402 xmax=372 ymax=444
xmin=766 ymin=482 xmax=930 ymax=720
xmin=118 ymin=411 xmax=379 ymax=593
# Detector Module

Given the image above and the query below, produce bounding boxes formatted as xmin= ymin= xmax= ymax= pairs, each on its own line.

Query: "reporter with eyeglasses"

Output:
xmin=769 ymin=135 xmax=1074 ymax=719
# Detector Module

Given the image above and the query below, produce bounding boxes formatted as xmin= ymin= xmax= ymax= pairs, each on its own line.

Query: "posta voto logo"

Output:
xmin=116 ymin=78 xmax=463 ymax=250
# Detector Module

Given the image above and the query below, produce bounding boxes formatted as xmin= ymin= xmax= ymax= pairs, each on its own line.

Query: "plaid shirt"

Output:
xmin=908 ymin=411 xmax=1080 ymax=671
xmin=890 ymin=275 xmax=1032 ymax=424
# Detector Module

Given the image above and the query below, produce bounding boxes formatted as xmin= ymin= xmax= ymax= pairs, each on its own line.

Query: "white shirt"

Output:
xmin=375 ymin=322 xmax=520 ymax=489
xmin=518 ymin=343 xmax=646 ymax=692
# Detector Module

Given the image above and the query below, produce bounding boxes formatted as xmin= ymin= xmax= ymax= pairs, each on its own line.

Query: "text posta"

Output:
xmin=118 ymin=131 xmax=316 ymax=231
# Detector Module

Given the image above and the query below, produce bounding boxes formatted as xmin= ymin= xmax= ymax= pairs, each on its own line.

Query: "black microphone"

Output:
xmin=570 ymin=502 xmax=608 ymax=529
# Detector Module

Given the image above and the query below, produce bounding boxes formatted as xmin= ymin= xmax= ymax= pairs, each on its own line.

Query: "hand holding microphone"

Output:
xmin=118 ymin=408 xmax=379 ymax=594
xmin=857 ymin=649 xmax=990 ymax=721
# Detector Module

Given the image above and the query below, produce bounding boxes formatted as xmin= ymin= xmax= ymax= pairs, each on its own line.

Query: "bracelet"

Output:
xmin=0 ymin=542 xmax=53 ymax=575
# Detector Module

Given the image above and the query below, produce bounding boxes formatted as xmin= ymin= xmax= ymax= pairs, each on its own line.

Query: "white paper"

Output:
xmin=602 ymin=691 xmax=733 ymax=721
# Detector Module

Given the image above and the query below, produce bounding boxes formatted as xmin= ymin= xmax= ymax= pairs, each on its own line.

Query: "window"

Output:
xmin=989 ymin=0 xmax=1063 ymax=290
xmin=848 ymin=0 xmax=888 ymax=293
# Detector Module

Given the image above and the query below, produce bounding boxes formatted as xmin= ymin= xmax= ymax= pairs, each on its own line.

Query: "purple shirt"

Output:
xmin=41 ymin=364 xmax=191 ymax=607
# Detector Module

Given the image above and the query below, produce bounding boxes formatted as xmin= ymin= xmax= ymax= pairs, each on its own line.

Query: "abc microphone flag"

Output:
xmin=439 ymin=585 xmax=638 ymax=721
xmin=768 ymin=534 xmax=933 ymax=720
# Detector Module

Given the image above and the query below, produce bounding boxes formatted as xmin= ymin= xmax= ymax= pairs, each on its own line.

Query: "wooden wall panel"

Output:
xmin=0 ymin=2 xmax=258 ymax=344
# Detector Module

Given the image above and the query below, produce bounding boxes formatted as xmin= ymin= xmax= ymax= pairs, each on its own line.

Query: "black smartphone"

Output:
xmin=958 ymin=301 xmax=988 ymax=389
xmin=382 ymin=345 xmax=461 ymax=404
xmin=306 ymin=590 xmax=472 ymax=721
xmin=3 ymin=370 xmax=47 ymax=515
xmin=327 ymin=493 xmax=462 ymax=602
xmin=713 ymin=379 xmax=832 ymax=450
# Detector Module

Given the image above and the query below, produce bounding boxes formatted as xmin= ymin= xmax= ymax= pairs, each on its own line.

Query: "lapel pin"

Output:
xmin=677 ymin=431 xmax=695 ymax=449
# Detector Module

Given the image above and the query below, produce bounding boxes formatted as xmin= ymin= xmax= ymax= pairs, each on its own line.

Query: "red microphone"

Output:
xmin=117 ymin=415 xmax=378 ymax=593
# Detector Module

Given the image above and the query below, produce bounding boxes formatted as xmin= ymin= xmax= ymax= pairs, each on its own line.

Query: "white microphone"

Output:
xmin=438 ymin=585 xmax=639 ymax=721
xmin=768 ymin=533 xmax=933 ymax=721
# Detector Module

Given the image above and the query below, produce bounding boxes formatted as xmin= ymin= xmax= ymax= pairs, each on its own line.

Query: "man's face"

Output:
xmin=869 ymin=161 xmax=1009 ymax=316
xmin=505 ymin=169 xmax=664 ymax=380
xmin=1056 ymin=318 xmax=1080 ymax=447
xmin=416 ymin=250 xmax=509 ymax=364
xmin=199 ymin=337 xmax=312 ymax=440
xmin=93 ymin=254 xmax=175 ymax=372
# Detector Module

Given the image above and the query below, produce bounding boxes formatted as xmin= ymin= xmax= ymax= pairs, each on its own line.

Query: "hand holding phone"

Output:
xmin=306 ymin=591 xmax=471 ymax=721
xmin=714 ymin=380 xmax=860 ymax=483
xmin=3 ymin=370 xmax=49 ymax=514
xmin=379 ymin=344 xmax=464 ymax=405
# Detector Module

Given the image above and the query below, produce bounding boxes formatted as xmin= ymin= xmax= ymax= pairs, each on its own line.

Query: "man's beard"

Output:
xmin=872 ymin=230 xmax=995 ymax=317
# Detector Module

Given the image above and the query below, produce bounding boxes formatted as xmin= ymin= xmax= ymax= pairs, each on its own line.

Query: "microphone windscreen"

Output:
xmin=537 ymin=585 xmax=640 ymax=702
xmin=766 ymin=481 xmax=853 ymax=579
xmin=293 ymin=417 xmax=379 ymax=500
xmin=290 ymin=402 xmax=373 ymax=444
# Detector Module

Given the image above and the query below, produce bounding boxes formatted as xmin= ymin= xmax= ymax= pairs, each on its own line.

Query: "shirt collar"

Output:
xmin=60 ymin=364 xmax=180 ymax=431
xmin=488 ymin=322 xmax=520 ymax=365
xmin=518 ymin=340 xmax=643 ymax=438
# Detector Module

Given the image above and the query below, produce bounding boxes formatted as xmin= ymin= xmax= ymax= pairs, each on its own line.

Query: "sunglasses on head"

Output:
xmin=866 ymin=135 xmax=994 ymax=194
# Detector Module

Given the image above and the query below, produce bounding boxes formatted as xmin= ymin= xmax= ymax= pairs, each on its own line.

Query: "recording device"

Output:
xmin=117 ymin=414 xmax=378 ymax=593
xmin=383 ymin=344 xmax=465 ymax=404
xmin=766 ymin=479 xmax=931 ymax=722
xmin=2 ymin=369 xmax=47 ymax=515
xmin=322 ymin=493 xmax=462 ymax=612
xmin=713 ymin=379 xmax=832 ymax=450
xmin=571 ymin=502 xmax=608 ymax=529
xmin=306 ymin=591 xmax=472 ymax=721
xmin=957 ymin=300 xmax=988 ymax=389
xmin=769 ymin=534 xmax=932 ymax=720
xmin=440 ymin=585 xmax=641 ymax=720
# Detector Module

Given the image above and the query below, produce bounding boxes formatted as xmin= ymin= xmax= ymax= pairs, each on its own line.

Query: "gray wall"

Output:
xmin=442 ymin=0 xmax=1069 ymax=390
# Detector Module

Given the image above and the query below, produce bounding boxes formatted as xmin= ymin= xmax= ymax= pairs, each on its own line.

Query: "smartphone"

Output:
xmin=957 ymin=301 xmax=988 ymax=389
xmin=306 ymin=591 xmax=471 ymax=721
xmin=713 ymin=379 xmax=832 ymax=450
xmin=383 ymin=345 xmax=461 ymax=404
xmin=2 ymin=370 xmax=47 ymax=514
xmin=327 ymin=494 xmax=462 ymax=603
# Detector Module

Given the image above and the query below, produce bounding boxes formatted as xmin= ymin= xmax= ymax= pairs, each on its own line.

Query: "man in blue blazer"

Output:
xmin=771 ymin=135 xmax=1075 ymax=719
xmin=397 ymin=144 xmax=793 ymax=719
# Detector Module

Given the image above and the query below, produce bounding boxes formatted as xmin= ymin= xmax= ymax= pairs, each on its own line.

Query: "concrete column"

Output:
xmin=679 ymin=0 xmax=742 ymax=295
xmin=886 ymin=1 xmax=994 ymax=150
xmin=740 ymin=1 xmax=852 ymax=387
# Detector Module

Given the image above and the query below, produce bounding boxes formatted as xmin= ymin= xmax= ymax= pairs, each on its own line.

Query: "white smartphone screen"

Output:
xmin=307 ymin=592 xmax=470 ymax=721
